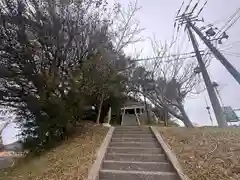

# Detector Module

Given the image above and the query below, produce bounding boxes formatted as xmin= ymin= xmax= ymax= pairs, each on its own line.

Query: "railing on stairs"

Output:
xmin=135 ymin=112 xmax=141 ymax=125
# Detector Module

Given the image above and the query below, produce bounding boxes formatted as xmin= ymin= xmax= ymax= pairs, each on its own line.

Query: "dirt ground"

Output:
xmin=0 ymin=122 xmax=108 ymax=180
xmin=159 ymin=127 xmax=240 ymax=180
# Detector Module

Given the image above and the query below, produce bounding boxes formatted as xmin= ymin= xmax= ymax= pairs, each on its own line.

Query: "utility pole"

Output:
xmin=204 ymin=96 xmax=214 ymax=126
xmin=205 ymin=106 xmax=214 ymax=126
xmin=187 ymin=21 xmax=240 ymax=85
xmin=174 ymin=1 xmax=230 ymax=127
xmin=212 ymin=82 xmax=224 ymax=107
xmin=187 ymin=25 xmax=228 ymax=128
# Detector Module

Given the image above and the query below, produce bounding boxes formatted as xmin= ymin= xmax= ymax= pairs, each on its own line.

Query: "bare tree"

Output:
xmin=108 ymin=0 xmax=144 ymax=53
xmin=131 ymin=40 xmax=202 ymax=127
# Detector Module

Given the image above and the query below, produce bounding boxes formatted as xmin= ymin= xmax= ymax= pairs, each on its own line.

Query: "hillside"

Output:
xmin=0 ymin=123 xmax=108 ymax=180
xmin=159 ymin=127 xmax=240 ymax=180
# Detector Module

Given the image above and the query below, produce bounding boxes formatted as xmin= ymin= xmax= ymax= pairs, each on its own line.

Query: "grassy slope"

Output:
xmin=0 ymin=123 xmax=108 ymax=180
xmin=159 ymin=127 xmax=240 ymax=180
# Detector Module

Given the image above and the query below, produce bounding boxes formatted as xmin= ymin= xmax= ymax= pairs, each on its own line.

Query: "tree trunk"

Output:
xmin=0 ymin=134 xmax=4 ymax=149
xmin=148 ymin=96 xmax=193 ymax=127
xmin=163 ymin=109 xmax=168 ymax=127
xmin=107 ymin=106 xmax=111 ymax=124
xmin=144 ymin=95 xmax=151 ymax=124
xmin=96 ymin=93 xmax=104 ymax=124
xmin=178 ymin=104 xmax=194 ymax=128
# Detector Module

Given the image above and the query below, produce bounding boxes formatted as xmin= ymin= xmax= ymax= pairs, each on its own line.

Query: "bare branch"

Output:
xmin=109 ymin=0 xmax=144 ymax=53
xmin=130 ymin=39 xmax=200 ymax=127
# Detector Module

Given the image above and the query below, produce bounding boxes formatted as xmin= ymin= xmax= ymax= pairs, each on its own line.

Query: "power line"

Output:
xmin=213 ymin=8 xmax=240 ymax=39
xmin=132 ymin=49 xmax=237 ymax=66
xmin=132 ymin=51 xmax=210 ymax=62
xmin=190 ymin=20 xmax=240 ymax=85
xmin=199 ymin=10 xmax=240 ymax=63
xmin=173 ymin=28 xmax=186 ymax=54
xmin=133 ymin=55 xmax=193 ymax=62
xmin=172 ymin=1 xmax=185 ymax=43
xmin=221 ymin=50 xmax=240 ymax=56
xmin=180 ymin=29 xmax=192 ymax=55
xmin=221 ymin=52 xmax=240 ymax=58
xmin=224 ymin=14 xmax=240 ymax=33
xmin=197 ymin=8 xmax=240 ymax=64
xmin=220 ymin=41 xmax=240 ymax=51
xmin=175 ymin=0 xmax=231 ymax=127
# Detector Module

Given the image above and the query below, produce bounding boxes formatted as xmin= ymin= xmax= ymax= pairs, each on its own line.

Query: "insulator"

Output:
xmin=194 ymin=67 xmax=201 ymax=74
xmin=212 ymin=81 xmax=219 ymax=87
xmin=206 ymin=28 xmax=216 ymax=37
xmin=222 ymin=32 xmax=229 ymax=39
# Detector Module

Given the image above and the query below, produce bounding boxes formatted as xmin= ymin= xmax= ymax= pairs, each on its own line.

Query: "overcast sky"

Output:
xmin=117 ymin=0 xmax=240 ymax=126
xmin=2 ymin=0 xmax=240 ymax=144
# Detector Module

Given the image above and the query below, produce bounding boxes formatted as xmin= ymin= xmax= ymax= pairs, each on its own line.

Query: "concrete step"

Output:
xmin=111 ymin=137 xmax=156 ymax=143
xmin=103 ymin=160 xmax=174 ymax=172
xmin=115 ymin=126 xmax=148 ymax=128
xmin=114 ymin=131 xmax=151 ymax=134
xmin=109 ymin=142 xmax=160 ymax=148
xmin=114 ymin=128 xmax=150 ymax=132
xmin=112 ymin=134 xmax=155 ymax=138
xmin=99 ymin=169 xmax=179 ymax=180
xmin=107 ymin=147 xmax=163 ymax=154
xmin=104 ymin=153 xmax=167 ymax=162
xmin=113 ymin=131 xmax=151 ymax=134
xmin=115 ymin=126 xmax=149 ymax=128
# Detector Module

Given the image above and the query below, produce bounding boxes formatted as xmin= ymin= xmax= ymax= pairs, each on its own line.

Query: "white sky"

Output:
xmin=2 ymin=0 xmax=240 ymax=144
xmin=117 ymin=0 xmax=240 ymax=126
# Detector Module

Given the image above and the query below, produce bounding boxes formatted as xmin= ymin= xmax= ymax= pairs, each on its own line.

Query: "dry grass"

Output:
xmin=0 ymin=122 xmax=108 ymax=180
xmin=159 ymin=127 xmax=240 ymax=180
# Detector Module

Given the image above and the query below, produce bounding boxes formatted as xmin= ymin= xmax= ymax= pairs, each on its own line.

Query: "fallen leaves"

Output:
xmin=0 ymin=122 xmax=108 ymax=180
xmin=159 ymin=127 xmax=240 ymax=180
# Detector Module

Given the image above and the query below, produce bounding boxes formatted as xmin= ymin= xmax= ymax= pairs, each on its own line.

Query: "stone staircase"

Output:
xmin=121 ymin=114 xmax=138 ymax=126
xmin=98 ymin=126 xmax=181 ymax=180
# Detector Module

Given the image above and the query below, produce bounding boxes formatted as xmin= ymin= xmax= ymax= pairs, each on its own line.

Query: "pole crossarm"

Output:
xmin=183 ymin=17 xmax=240 ymax=85
xmin=174 ymin=4 xmax=240 ymax=86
